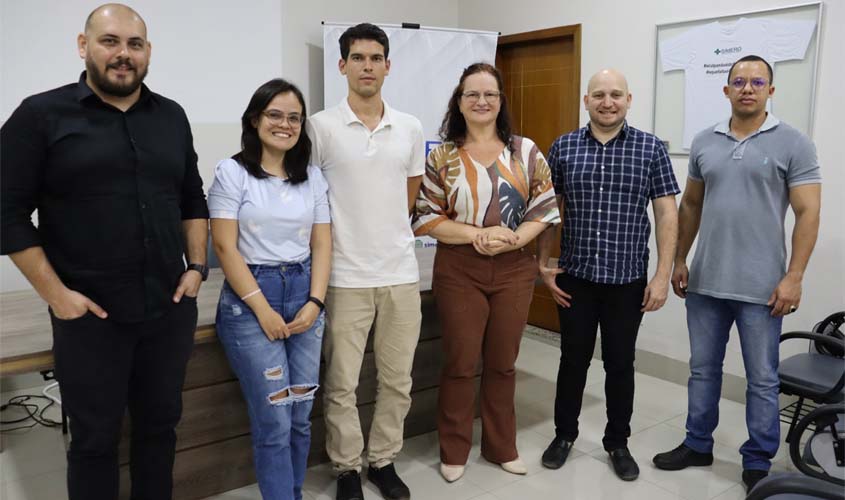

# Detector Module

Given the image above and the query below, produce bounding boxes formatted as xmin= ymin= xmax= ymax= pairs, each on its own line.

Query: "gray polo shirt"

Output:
xmin=687 ymin=114 xmax=821 ymax=305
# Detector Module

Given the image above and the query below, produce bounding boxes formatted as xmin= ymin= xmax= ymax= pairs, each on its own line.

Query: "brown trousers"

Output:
xmin=432 ymin=243 xmax=537 ymax=465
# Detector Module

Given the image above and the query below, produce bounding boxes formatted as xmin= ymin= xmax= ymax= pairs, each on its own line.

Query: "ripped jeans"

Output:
xmin=216 ymin=259 xmax=324 ymax=500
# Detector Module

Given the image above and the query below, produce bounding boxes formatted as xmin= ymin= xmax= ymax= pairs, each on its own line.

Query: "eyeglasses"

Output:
xmin=461 ymin=91 xmax=502 ymax=103
xmin=262 ymin=110 xmax=304 ymax=127
xmin=730 ymin=77 xmax=769 ymax=90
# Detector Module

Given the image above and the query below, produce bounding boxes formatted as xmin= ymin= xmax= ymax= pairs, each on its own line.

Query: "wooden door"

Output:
xmin=496 ymin=26 xmax=581 ymax=332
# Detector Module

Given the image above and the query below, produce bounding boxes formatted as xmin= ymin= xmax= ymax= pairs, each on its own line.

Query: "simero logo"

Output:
xmin=714 ymin=46 xmax=742 ymax=55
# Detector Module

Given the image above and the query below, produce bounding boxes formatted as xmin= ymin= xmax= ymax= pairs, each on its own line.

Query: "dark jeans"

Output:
xmin=50 ymin=298 xmax=198 ymax=500
xmin=552 ymin=273 xmax=646 ymax=451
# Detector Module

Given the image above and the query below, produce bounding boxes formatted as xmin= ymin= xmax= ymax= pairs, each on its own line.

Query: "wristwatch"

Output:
xmin=187 ymin=263 xmax=209 ymax=281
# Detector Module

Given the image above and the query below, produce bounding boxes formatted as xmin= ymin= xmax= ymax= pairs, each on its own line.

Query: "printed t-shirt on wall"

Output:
xmin=660 ymin=17 xmax=816 ymax=149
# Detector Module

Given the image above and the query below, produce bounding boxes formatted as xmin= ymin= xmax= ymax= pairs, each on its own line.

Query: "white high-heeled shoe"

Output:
xmin=440 ymin=463 xmax=466 ymax=482
xmin=500 ymin=457 xmax=527 ymax=475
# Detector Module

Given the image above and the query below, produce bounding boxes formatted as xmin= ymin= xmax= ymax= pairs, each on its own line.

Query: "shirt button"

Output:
xmin=601 ymin=165 xmax=605 ymax=170
xmin=595 ymin=253 xmax=600 ymax=257
xmin=598 ymin=209 xmax=602 ymax=213
xmin=140 ymin=202 xmax=147 ymax=209
xmin=599 ymin=187 xmax=604 ymax=192
xmin=597 ymin=231 xmax=601 ymax=235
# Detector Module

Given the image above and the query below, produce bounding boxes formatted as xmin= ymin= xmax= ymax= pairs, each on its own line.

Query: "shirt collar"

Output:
xmin=582 ymin=120 xmax=630 ymax=141
xmin=713 ymin=113 xmax=780 ymax=136
xmin=75 ymin=71 xmax=153 ymax=108
xmin=339 ymin=97 xmax=393 ymax=127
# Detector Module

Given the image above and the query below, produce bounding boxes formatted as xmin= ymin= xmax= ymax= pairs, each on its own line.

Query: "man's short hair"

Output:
xmin=339 ymin=23 xmax=389 ymax=60
xmin=727 ymin=55 xmax=774 ymax=84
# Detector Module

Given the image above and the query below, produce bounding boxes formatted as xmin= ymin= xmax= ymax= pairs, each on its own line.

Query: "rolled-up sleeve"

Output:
xmin=207 ymin=158 xmax=245 ymax=220
xmin=179 ymin=115 xmax=209 ymax=220
xmin=0 ymin=99 xmax=46 ymax=255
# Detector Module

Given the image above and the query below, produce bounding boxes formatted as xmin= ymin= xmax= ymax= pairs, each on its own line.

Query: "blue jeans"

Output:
xmin=683 ymin=292 xmax=782 ymax=471
xmin=216 ymin=260 xmax=324 ymax=500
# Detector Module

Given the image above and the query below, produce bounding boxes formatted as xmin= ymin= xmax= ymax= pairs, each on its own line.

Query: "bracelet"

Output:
xmin=240 ymin=289 xmax=262 ymax=301
xmin=307 ymin=296 xmax=325 ymax=311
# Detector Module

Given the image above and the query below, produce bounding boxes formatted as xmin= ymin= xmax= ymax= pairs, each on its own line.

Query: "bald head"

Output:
xmin=584 ymin=68 xmax=632 ymax=133
xmin=85 ymin=3 xmax=147 ymax=37
xmin=587 ymin=69 xmax=629 ymax=95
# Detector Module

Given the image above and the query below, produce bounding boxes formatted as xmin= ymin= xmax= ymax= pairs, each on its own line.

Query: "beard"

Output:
xmin=86 ymin=56 xmax=148 ymax=98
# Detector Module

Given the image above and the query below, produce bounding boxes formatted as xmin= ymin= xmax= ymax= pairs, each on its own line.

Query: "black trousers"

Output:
xmin=51 ymin=298 xmax=197 ymax=500
xmin=553 ymin=273 xmax=646 ymax=451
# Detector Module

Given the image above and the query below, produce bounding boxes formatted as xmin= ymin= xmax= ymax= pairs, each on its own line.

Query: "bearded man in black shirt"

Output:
xmin=0 ymin=4 xmax=209 ymax=499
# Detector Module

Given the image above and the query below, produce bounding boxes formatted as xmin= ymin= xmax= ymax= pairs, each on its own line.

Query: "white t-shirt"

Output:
xmin=660 ymin=17 xmax=816 ymax=149
xmin=306 ymin=99 xmax=425 ymax=288
xmin=207 ymin=159 xmax=331 ymax=264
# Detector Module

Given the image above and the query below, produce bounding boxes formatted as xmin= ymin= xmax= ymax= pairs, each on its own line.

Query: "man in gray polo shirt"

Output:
xmin=652 ymin=55 xmax=821 ymax=493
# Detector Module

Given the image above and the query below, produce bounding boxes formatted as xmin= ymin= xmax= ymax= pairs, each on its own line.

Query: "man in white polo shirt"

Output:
xmin=307 ymin=23 xmax=424 ymax=500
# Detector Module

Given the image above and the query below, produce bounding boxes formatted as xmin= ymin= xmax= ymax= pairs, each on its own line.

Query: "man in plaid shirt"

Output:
xmin=537 ymin=69 xmax=680 ymax=481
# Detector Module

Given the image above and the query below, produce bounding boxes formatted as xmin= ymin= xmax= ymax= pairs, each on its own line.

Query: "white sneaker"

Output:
xmin=500 ymin=457 xmax=527 ymax=475
xmin=440 ymin=463 xmax=465 ymax=482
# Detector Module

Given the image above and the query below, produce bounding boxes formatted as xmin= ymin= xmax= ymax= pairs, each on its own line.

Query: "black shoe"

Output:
xmin=742 ymin=469 xmax=768 ymax=493
xmin=652 ymin=443 xmax=714 ymax=471
xmin=542 ymin=437 xmax=574 ymax=469
xmin=337 ymin=470 xmax=364 ymax=500
xmin=368 ymin=463 xmax=410 ymax=500
xmin=608 ymin=447 xmax=639 ymax=481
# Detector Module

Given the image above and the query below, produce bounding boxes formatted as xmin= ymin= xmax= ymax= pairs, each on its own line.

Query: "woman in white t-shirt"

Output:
xmin=208 ymin=79 xmax=331 ymax=500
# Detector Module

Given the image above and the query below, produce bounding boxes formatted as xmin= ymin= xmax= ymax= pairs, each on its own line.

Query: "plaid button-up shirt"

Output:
xmin=548 ymin=122 xmax=680 ymax=284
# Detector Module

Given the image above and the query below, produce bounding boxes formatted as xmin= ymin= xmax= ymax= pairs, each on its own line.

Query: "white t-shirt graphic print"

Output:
xmin=660 ymin=17 xmax=815 ymax=149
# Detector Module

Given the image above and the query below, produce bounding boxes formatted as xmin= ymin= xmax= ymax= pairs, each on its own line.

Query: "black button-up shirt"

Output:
xmin=1 ymin=73 xmax=209 ymax=322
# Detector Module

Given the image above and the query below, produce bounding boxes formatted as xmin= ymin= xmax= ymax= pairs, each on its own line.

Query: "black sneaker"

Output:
xmin=608 ymin=447 xmax=639 ymax=481
xmin=542 ymin=436 xmax=574 ymax=469
xmin=652 ymin=443 xmax=714 ymax=471
xmin=742 ymin=469 xmax=768 ymax=493
xmin=368 ymin=463 xmax=410 ymax=500
xmin=336 ymin=470 xmax=364 ymax=500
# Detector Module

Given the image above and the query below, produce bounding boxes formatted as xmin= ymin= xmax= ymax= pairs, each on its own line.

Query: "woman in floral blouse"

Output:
xmin=413 ymin=62 xmax=561 ymax=483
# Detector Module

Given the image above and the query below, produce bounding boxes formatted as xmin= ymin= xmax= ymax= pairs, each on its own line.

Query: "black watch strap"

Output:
xmin=307 ymin=296 xmax=325 ymax=311
xmin=187 ymin=263 xmax=209 ymax=281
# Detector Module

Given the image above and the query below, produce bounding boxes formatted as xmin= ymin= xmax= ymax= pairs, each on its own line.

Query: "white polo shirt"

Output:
xmin=307 ymin=99 xmax=425 ymax=288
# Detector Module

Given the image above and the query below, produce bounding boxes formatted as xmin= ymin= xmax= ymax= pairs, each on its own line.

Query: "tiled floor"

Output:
xmin=0 ymin=336 xmax=799 ymax=500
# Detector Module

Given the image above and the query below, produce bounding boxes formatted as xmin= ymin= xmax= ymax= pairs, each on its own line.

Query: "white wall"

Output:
xmin=0 ymin=0 xmax=283 ymax=123
xmin=0 ymin=0 xmax=459 ymax=293
xmin=279 ymin=0 xmax=460 ymax=113
xmin=458 ymin=0 xmax=845 ymax=374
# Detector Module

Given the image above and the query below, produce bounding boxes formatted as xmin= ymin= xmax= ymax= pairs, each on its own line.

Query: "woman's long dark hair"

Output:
xmin=233 ymin=79 xmax=311 ymax=184
xmin=439 ymin=62 xmax=513 ymax=151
